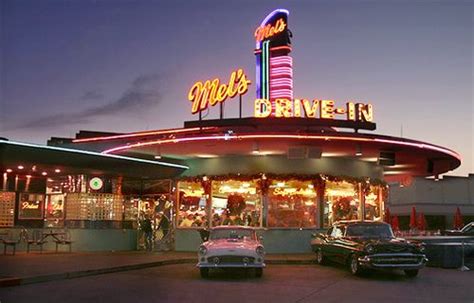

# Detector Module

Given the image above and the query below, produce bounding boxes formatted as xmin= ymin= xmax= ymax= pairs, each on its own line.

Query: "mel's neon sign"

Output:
xmin=188 ymin=69 xmax=251 ymax=114
xmin=254 ymin=18 xmax=287 ymax=42
xmin=254 ymin=98 xmax=374 ymax=122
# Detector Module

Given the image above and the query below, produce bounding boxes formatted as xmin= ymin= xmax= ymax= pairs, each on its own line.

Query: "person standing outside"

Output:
xmin=141 ymin=215 xmax=153 ymax=251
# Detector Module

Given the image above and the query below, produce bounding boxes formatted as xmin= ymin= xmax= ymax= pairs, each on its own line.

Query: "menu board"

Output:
xmin=19 ymin=193 xmax=45 ymax=219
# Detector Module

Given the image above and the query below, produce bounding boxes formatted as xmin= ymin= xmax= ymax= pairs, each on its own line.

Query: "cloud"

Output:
xmin=7 ymin=74 xmax=163 ymax=130
xmin=80 ymin=90 xmax=104 ymax=101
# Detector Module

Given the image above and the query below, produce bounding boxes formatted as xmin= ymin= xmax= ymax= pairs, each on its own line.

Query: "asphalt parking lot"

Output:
xmin=1 ymin=263 xmax=473 ymax=303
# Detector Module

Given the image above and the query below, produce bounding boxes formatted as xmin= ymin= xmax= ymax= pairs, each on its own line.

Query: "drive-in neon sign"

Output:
xmin=254 ymin=98 xmax=373 ymax=122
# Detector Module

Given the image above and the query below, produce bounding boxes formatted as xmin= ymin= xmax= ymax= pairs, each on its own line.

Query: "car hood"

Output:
xmin=205 ymin=239 xmax=260 ymax=252
xmin=348 ymin=237 xmax=419 ymax=253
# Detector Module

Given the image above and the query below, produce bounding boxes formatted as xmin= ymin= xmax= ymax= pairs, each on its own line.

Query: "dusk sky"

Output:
xmin=1 ymin=0 xmax=472 ymax=176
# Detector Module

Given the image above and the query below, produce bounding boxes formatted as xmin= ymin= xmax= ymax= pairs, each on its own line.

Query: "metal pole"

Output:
xmin=239 ymin=95 xmax=242 ymax=118
xmin=220 ymin=102 xmax=223 ymax=119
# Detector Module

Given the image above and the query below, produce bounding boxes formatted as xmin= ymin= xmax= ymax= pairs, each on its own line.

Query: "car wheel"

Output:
xmin=255 ymin=268 xmax=263 ymax=278
xmin=200 ymin=268 xmax=209 ymax=278
xmin=404 ymin=269 xmax=419 ymax=277
xmin=316 ymin=249 xmax=326 ymax=265
xmin=349 ymin=254 xmax=363 ymax=276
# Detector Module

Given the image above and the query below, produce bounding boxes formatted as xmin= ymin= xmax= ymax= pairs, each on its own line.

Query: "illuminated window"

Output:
xmin=18 ymin=193 xmax=45 ymax=220
xmin=267 ymin=180 xmax=317 ymax=228
xmin=211 ymin=180 xmax=261 ymax=227
xmin=177 ymin=181 xmax=206 ymax=228
xmin=65 ymin=193 xmax=123 ymax=221
xmin=44 ymin=194 xmax=65 ymax=227
xmin=0 ymin=192 xmax=15 ymax=227
xmin=324 ymin=181 xmax=359 ymax=226
xmin=365 ymin=185 xmax=384 ymax=221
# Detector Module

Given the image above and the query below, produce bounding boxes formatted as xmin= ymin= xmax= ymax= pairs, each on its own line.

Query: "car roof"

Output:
xmin=210 ymin=225 xmax=256 ymax=231
xmin=333 ymin=220 xmax=389 ymax=226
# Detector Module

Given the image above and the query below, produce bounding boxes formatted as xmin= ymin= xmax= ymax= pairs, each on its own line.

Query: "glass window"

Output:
xmin=209 ymin=228 xmax=256 ymax=240
xmin=364 ymin=185 xmax=384 ymax=221
xmin=331 ymin=226 xmax=345 ymax=238
xmin=267 ymin=180 xmax=317 ymax=228
xmin=44 ymin=194 xmax=65 ymax=227
xmin=19 ymin=193 xmax=45 ymax=219
xmin=177 ymin=181 xmax=206 ymax=228
xmin=324 ymin=181 xmax=359 ymax=226
xmin=211 ymin=180 xmax=261 ymax=227
xmin=0 ymin=192 xmax=15 ymax=227
xmin=65 ymin=193 xmax=123 ymax=221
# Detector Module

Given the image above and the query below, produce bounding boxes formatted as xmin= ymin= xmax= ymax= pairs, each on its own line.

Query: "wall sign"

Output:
xmin=254 ymin=99 xmax=373 ymax=122
xmin=89 ymin=177 xmax=104 ymax=191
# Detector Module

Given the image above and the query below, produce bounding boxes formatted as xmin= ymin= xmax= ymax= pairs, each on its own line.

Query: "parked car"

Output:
xmin=442 ymin=222 xmax=474 ymax=236
xmin=197 ymin=226 xmax=265 ymax=278
xmin=311 ymin=221 xmax=427 ymax=277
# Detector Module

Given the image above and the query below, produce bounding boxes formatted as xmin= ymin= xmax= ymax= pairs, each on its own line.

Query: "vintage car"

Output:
xmin=197 ymin=226 xmax=265 ymax=278
xmin=442 ymin=222 xmax=474 ymax=236
xmin=311 ymin=221 xmax=427 ymax=277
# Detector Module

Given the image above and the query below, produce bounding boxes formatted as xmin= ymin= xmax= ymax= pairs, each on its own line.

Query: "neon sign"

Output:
xmin=188 ymin=69 xmax=251 ymax=114
xmin=254 ymin=98 xmax=374 ymax=122
xmin=254 ymin=18 xmax=287 ymax=42
xmin=21 ymin=201 xmax=40 ymax=210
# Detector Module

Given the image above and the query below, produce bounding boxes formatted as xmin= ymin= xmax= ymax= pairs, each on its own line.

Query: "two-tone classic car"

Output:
xmin=311 ymin=221 xmax=427 ymax=277
xmin=442 ymin=222 xmax=474 ymax=236
xmin=197 ymin=226 xmax=265 ymax=278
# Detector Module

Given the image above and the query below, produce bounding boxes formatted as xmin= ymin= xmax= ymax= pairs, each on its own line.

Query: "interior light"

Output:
xmin=41 ymin=172 xmax=47 ymax=176
xmin=6 ymin=169 xmax=12 ymax=173
xmin=18 ymin=165 xmax=24 ymax=170
xmin=54 ymin=169 xmax=61 ymax=173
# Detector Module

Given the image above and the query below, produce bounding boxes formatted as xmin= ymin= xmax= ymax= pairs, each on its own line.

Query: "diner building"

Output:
xmin=0 ymin=9 xmax=463 ymax=253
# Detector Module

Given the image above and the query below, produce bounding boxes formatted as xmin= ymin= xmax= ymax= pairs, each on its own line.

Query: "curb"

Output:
xmin=0 ymin=257 xmax=315 ymax=287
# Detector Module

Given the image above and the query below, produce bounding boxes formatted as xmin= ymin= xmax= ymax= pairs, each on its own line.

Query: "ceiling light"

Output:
xmin=41 ymin=172 xmax=47 ymax=176
xmin=6 ymin=169 xmax=12 ymax=173
xmin=18 ymin=165 xmax=24 ymax=170
xmin=54 ymin=169 xmax=61 ymax=173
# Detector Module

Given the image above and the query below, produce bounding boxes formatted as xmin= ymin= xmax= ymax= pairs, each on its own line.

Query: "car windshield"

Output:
xmin=210 ymin=229 xmax=256 ymax=241
xmin=345 ymin=224 xmax=394 ymax=239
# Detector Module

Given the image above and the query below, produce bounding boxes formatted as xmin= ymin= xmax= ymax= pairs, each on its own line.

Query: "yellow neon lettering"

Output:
xmin=320 ymin=100 xmax=335 ymax=119
xmin=346 ymin=102 xmax=356 ymax=121
xmin=188 ymin=69 xmax=251 ymax=114
xmin=254 ymin=99 xmax=272 ymax=118
xmin=293 ymin=99 xmax=302 ymax=117
xmin=275 ymin=99 xmax=292 ymax=118
xmin=302 ymin=99 xmax=319 ymax=118
xmin=356 ymin=103 xmax=373 ymax=122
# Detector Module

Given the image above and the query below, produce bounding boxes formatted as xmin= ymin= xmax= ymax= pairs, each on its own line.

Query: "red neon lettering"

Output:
xmin=255 ymin=18 xmax=287 ymax=42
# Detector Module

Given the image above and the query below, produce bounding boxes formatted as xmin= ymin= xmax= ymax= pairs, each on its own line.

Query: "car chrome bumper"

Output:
xmin=358 ymin=253 xmax=428 ymax=270
xmin=197 ymin=263 xmax=266 ymax=268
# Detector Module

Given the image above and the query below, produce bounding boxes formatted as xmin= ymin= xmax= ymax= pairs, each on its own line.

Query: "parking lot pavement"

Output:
xmin=1 ymin=264 xmax=473 ymax=303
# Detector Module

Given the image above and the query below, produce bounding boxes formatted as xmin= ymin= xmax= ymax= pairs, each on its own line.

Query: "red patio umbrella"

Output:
xmin=409 ymin=206 xmax=417 ymax=230
xmin=384 ymin=208 xmax=392 ymax=225
xmin=453 ymin=207 xmax=464 ymax=230
xmin=391 ymin=215 xmax=400 ymax=233
xmin=417 ymin=212 xmax=427 ymax=231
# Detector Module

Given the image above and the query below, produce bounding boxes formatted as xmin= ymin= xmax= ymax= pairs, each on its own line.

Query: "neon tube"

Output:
xmin=101 ymin=134 xmax=461 ymax=162
xmin=0 ymin=140 xmax=189 ymax=169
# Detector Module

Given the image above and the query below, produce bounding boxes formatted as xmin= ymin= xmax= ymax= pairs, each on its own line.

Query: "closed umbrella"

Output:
xmin=453 ymin=207 xmax=464 ymax=230
xmin=409 ymin=206 xmax=417 ymax=230
xmin=417 ymin=212 xmax=427 ymax=231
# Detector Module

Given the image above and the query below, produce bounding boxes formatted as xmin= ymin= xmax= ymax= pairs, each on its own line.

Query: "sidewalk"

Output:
xmin=0 ymin=251 xmax=316 ymax=287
